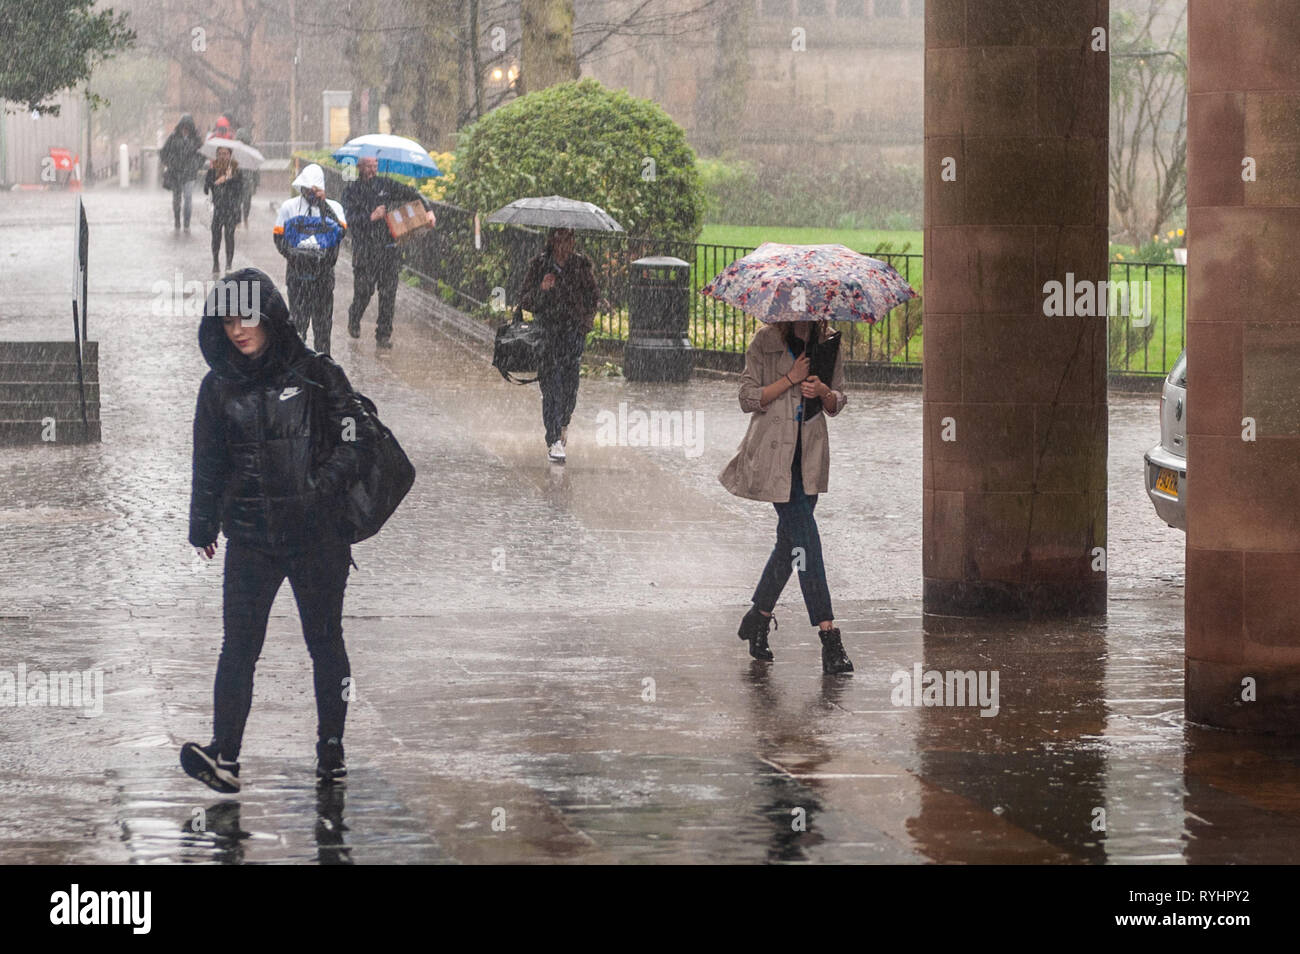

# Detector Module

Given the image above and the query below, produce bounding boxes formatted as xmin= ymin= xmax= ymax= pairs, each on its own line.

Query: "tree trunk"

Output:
xmin=519 ymin=0 xmax=577 ymax=95
xmin=469 ymin=0 xmax=483 ymax=121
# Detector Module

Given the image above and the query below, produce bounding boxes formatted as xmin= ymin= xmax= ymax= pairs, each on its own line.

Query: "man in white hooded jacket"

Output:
xmin=274 ymin=163 xmax=348 ymax=355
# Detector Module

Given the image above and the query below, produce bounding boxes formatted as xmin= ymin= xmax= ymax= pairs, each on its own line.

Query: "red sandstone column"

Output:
xmin=1186 ymin=0 xmax=1300 ymax=729
xmin=923 ymin=0 xmax=1110 ymax=616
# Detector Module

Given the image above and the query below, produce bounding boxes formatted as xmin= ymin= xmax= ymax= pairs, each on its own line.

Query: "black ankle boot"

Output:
xmin=819 ymin=627 xmax=853 ymax=674
xmin=738 ymin=606 xmax=776 ymax=661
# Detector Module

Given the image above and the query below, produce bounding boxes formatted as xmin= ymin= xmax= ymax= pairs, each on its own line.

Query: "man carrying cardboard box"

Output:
xmin=341 ymin=156 xmax=437 ymax=350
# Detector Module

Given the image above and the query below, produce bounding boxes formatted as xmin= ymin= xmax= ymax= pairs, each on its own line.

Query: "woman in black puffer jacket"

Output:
xmin=182 ymin=268 xmax=372 ymax=793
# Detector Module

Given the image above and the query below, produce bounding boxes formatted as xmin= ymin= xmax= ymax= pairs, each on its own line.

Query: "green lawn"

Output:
xmin=698 ymin=224 xmax=923 ymax=253
xmin=1108 ymin=262 xmax=1186 ymax=374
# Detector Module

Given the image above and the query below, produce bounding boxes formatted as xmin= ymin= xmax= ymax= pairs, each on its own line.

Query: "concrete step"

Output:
xmin=0 ymin=341 xmax=98 ymax=363
xmin=0 ymin=419 xmax=101 ymax=445
xmin=0 ymin=401 xmax=100 ymax=421
xmin=0 ymin=361 xmax=98 ymax=382
xmin=0 ymin=382 xmax=100 ymax=403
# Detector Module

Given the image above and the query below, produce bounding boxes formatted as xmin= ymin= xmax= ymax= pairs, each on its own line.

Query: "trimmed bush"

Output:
xmin=448 ymin=78 xmax=705 ymax=242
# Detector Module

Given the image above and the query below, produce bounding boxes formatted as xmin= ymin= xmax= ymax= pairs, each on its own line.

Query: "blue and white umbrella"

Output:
xmin=332 ymin=134 xmax=442 ymax=179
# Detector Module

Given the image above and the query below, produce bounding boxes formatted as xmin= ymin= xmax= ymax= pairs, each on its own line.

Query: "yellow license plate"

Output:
xmin=1155 ymin=468 xmax=1179 ymax=497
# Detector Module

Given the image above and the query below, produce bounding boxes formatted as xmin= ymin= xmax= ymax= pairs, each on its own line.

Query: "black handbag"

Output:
xmin=492 ymin=306 xmax=543 ymax=385
xmin=308 ymin=362 xmax=415 ymax=544
xmin=338 ymin=391 xmax=415 ymax=543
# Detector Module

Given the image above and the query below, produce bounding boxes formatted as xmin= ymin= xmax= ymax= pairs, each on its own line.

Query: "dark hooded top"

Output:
xmin=188 ymin=268 xmax=372 ymax=549
xmin=161 ymin=114 xmax=205 ymax=186
xmin=517 ymin=247 xmax=599 ymax=334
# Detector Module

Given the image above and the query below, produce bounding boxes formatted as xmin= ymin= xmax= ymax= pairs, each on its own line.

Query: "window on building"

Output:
xmin=836 ymin=0 xmax=866 ymax=16
xmin=799 ymin=0 xmax=828 ymax=14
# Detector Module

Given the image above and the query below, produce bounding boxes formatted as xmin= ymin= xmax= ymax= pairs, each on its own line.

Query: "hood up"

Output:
xmin=199 ymin=268 xmax=310 ymax=383
xmin=292 ymin=163 xmax=325 ymax=193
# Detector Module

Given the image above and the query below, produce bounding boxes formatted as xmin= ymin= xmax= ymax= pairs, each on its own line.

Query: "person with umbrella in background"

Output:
xmin=341 ymin=155 xmax=436 ymax=350
xmin=161 ymin=114 xmax=204 ymax=233
xmin=203 ymin=145 xmax=244 ymax=276
xmin=709 ymin=243 xmax=917 ymax=674
xmin=517 ymin=228 xmax=599 ymax=463
xmin=487 ymin=196 xmax=621 ymax=463
xmin=274 ymin=163 xmax=347 ymax=355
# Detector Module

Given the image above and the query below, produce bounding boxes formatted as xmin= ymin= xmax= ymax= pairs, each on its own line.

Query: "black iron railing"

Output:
xmin=313 ymin=170 xmax=1188 ymax=377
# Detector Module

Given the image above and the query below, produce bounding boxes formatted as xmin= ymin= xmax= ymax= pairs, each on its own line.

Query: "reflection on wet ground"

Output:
xmin=1 ymin=191 xmax=1295 ymax=864
xmin=113 ymin=763 xmax=442 ymax=864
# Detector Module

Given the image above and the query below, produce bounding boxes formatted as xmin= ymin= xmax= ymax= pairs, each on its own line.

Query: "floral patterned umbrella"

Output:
xmin=700 ymin=243 xmax=917 ymax=323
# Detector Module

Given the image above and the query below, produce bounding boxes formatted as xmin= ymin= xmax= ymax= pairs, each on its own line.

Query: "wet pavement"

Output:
xmin=0 ymin=188 xmax=1292 ymax=864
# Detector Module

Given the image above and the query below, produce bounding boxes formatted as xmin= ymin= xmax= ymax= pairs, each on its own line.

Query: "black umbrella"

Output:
xmin=485 ymin=195 xmax=625 ymax=232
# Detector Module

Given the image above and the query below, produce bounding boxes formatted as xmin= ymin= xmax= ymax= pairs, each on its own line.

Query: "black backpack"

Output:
xmin=492 ymin=306 xmax=544 ymax=385
xmin=308 ymin=364 xmax=415 ymax=544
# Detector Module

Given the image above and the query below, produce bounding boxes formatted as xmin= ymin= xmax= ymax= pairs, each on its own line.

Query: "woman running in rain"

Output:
xmin=203 ymin=146 xmax=244 ymax=275
xmin=183 ymin=268 xmax=373 ymax=792
xmin=720 ymin=317 xmax=854 ymax=674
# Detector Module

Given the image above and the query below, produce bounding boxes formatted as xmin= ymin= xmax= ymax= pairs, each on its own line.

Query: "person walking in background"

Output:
xmin=719 ymin=318 xmax=854 ymax=675
xmin=341 ymin=156 xmax=435 ymax=350
xmin=160 ymin=114 xmax=204 ymax=233
xmin=204 ymin=146 xmax=244 ymax=276
xmin=517 ymin=227 xmax=598 ymax=464
xmin=207 ymin=114 xmax=234 ymax=141
xmin=236 ymin=127 xmax=259 ymax=229
xmin=274 ymin=163 xmax=347 ymax=355
xmin=184 ymin=268 xmax=373 ymax=792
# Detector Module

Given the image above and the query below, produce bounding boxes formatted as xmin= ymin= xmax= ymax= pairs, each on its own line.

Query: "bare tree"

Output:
xmin=1110 ymin=0 xmax=1188 ymax=249
xmin=132 ymin=0 xmax=275 ymax=127
xmin=519 ymin=0 xmax=578 ymax=94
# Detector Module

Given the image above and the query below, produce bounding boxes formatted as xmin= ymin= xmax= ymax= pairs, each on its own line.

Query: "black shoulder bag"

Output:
xmin=492 ymin=305 xmax=544 ymax=385
xmin=307 ymin=358 xmax=415 ymax=544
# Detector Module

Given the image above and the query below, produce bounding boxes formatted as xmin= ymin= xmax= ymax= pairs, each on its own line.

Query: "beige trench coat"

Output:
xmin=718 ymin=323 xmax=848 ymax=502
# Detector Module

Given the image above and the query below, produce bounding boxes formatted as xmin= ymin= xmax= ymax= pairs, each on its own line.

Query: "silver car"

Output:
xmin=1144 ymin=349 xmax=1187 ymax=531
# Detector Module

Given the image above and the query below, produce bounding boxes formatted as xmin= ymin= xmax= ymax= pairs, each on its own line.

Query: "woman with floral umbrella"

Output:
xmin=706 ymin=244 xmax=916 ymax=673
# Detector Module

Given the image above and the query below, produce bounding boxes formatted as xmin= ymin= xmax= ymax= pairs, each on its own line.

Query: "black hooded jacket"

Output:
xmin=188 ymin=268 xmax=372 ymax=549
xmin=161 ymin=115 xmax=204 ymax=186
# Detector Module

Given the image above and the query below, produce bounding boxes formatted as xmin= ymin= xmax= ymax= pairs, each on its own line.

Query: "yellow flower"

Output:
xmin=1153 ymin=235 xmax=1159 ymax=241
xmin=1177 ymin=229 xmax=1185 ymax=237
xmin=1167 ymin=230 xmax=1175 ymax=239
xmin=1116 ymin=253 xmax=1124 ymax=260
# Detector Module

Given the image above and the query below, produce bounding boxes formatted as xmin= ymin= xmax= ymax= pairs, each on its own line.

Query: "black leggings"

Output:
xmin=212 ymin=535 xmax=352 ymax=760
xmin=211 ymin=217 xmax=237 ymax=270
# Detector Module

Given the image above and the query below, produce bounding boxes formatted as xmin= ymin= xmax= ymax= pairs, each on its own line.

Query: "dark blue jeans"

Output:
xmin=213 ymin=533 xmax=352 ymax=760
xmin=538 ymin=324 xmax=586 ymax=446
xmin=751 ymin=433 xmax=834 ymax=626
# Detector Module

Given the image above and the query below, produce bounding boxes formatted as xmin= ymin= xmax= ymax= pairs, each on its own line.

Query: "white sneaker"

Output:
xmin=548 ymin=440 xmax=566 ymax=463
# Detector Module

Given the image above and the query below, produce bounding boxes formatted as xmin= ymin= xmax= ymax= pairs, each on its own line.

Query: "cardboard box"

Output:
xmin=386 ymin=200 xmax=432 ymax=244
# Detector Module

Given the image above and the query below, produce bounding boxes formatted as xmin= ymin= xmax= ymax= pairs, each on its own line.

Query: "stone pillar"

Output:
xmin=1186 ymin=1 xmax=1300 ymax=730
xmin=923 ymin=1 xmax=1110 ymax=617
